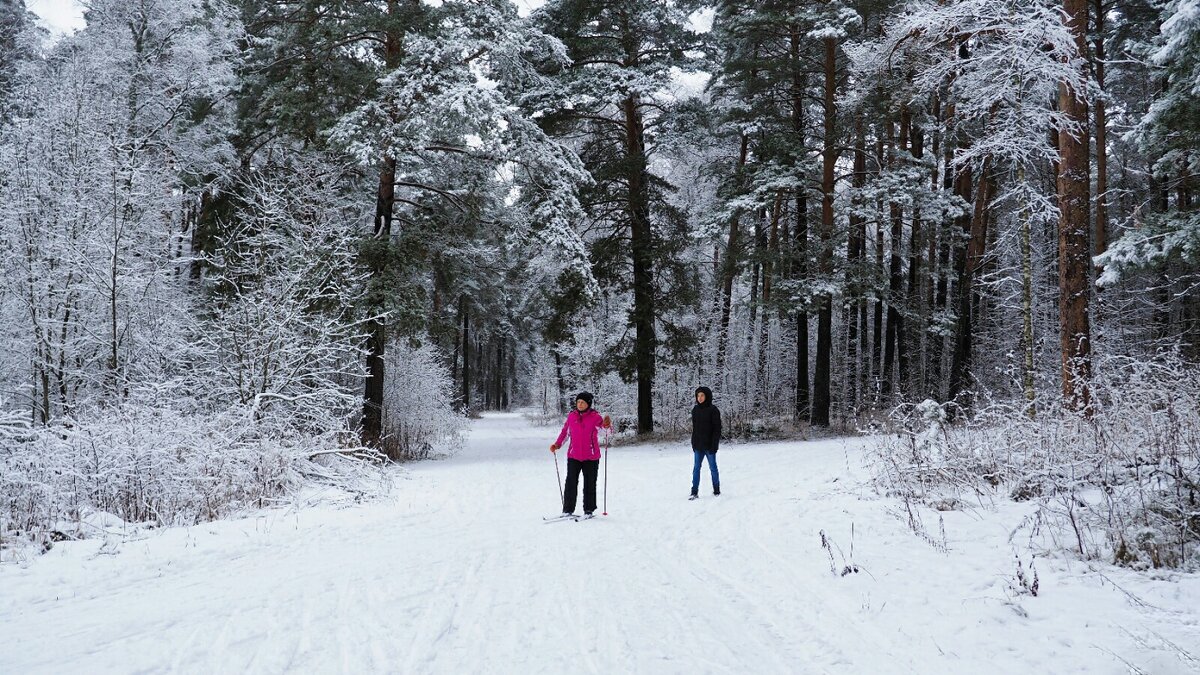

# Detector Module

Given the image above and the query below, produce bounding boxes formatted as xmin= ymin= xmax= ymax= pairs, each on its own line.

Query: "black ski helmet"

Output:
xmin=575 ymin=391 xmax=594 ymax=409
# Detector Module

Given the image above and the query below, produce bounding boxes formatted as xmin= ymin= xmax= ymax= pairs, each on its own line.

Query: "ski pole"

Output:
xmin=553 ymin=448 xmax=563 ymax=507
xmin=602 ymin=429 xmax=610 ymax=516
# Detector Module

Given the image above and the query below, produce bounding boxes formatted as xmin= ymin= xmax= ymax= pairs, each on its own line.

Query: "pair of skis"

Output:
xmin=542 ymin=513 xmax=596 ymax=523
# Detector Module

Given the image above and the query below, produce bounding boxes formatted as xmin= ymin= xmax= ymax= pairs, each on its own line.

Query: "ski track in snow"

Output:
xmin=3 ymin=411 xmax=1200 ymax=674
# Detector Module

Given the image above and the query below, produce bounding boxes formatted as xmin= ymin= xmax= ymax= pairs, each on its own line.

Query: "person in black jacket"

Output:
xmin=690 ymin=386 xmax=722 ymax=498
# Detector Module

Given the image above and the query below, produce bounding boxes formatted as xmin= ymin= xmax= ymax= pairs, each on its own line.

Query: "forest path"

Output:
xmin=3 ymin=412 xmax=1196 ymax=674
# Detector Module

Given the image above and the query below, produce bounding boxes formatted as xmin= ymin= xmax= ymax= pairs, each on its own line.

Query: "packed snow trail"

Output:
xmin=3 ymin=412 xmax=1198 ymax=674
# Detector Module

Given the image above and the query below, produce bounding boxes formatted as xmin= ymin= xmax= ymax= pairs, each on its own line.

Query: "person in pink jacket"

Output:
xmin=551 ymin=391 xmax=612 ymax=517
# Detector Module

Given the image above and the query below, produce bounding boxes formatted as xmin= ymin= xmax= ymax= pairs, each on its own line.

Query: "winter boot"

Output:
xmin=689 ymin=487 xmax=699 ymax=501
xmin=713 ymin=485 xmax=721 ymax=496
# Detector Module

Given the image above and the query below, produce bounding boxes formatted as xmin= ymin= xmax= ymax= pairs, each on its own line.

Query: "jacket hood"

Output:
xmin=695 ymin=386 xmax=714 ymax=406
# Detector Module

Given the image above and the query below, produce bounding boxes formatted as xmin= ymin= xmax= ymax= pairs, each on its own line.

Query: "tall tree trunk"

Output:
xmin=747 ymin=215 xmax=761 ymax=407
xmin=812 ymin=36 xmax=837 ymax=427
xmin=907 ymin=123 xmax=925 ymax=395
xmin=502 ymin=341 xmax=511 ymax=410
xmin=1092 ymin=0 xmax=1109 ymax=257
xmin=1019 ymin=167 xmax=1036 ymax=412
xmin=930 ymin=117 xmax=953 ymax=400
xmin=361 ymin=5 xmax=404 ymax=448
xmin=948 ymin=159 xmax=992 ymax=403
xmin=361 ymin=156 xmax=396 ymax=448
xmin=452 ymin=295 xmax=462 ymax=404
xmin=188 ymin=191 xmax=210 ymax=280
xmin=718 ymin=134 xmax=749 ymax=374
xmin=790 ymin=24 xmax=809 ymax=420
xmin=1058 ymin=0 xmax=1093 ymax=412
xmin=871 ymin=138 xmax=885 ymax=400
xmin=882 ymin=113 xmax=910 ymax=399
xmin=927 ymin=95 xmax=947 ymax=399
xmin=1150 ymin=179 xmax=1171 ymax=341
xmin=758 ymin=195 xmax=782 ymax=410
xmin=795 ymin=189 xmax=810 ymax=420
xmin=484 ymin=338 xmax=492 ymax=409
xmin=462 ymin=302 xmax=471 ymax=412
xmin=495 ymin=338 xmax=505 ymax=410
xmin=624 ymin=94 xmax=656 ymax=433
xmin=553 ymin=350 xmax=566 ymax=413
xmin=846 ymin=117 xmax=866 ymax=415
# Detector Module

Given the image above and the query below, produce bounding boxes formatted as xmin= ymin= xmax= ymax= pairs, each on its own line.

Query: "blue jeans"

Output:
xmin=692 ymin=450 xmax=719 ymax=491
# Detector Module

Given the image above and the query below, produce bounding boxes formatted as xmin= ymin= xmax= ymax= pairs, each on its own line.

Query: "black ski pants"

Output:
xmin=563 ymin=458 xmax=599 ymax=514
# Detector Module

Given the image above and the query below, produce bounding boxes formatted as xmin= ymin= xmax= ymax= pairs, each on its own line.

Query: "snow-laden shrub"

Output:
xmin=380 ymin=342 xmax=466 ymax=460
xmin=196 ymin=156 xmax=370 ymax=436
xmin=0 ymin=399 xmax=385 ymax=555
xmin=0 ymin=155 xmax=389 ymax=556
xmin=0 ymin=399 xmax=31 ymax=442
xmin=870 ymin=398 xmax=1005 ymax=502
xmin=870 ymin=355 xmax=1200 ymax=570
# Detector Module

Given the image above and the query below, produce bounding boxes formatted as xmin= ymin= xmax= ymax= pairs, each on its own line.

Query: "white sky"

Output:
xmin=514 ymin=0 xmax=541 ymax=16
xmin=26 ymin=0 xmax=86 ymax=36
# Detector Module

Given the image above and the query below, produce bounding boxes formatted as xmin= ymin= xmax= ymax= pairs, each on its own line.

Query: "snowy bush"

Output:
xmin=871 ymin=398 xmax=1002 ymax=500
xmin=0 ymin=153 xmax=389 ymax=556
xmin=0 ymin=399 xmax=30 ymax=442
xmin=380 ymin=342 xmax=466 ymax=460
xmin=0 ymin=399 xmax=384 ymax=555
xmin=870 ymin=355 xmax=1200 ymax=570
xmin=196 ymin=156 xmax=370 ymax=437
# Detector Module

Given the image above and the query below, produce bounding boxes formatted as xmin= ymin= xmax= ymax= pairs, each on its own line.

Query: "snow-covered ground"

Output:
xmin=3 ymin=412 xmax=1199 ymax=674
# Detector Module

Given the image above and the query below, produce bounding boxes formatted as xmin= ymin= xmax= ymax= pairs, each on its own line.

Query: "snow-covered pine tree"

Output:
xmin=1099 ymin=0 xmax=1200 ymax=360
xmin=533 ymin=0 xmax=705 ymax=434
xmin=848 ymin=0 xmax=1091 ymax=413
xmin=324 ymin=0 xmax=589 ymax=450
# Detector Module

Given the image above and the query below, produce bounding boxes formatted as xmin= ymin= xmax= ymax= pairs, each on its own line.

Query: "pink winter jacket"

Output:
xmin=554 ymin=409 xmax=605 ymax=461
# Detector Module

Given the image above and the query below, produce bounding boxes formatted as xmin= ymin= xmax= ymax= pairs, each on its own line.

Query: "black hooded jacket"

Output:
xmin=690 ymin=386 xmax=722 ymax=453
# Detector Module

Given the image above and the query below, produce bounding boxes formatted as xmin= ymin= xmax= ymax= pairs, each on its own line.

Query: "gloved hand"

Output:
xmin=550 ymin=443 xmax=560 ymax=453
xmin=602 ymin=415 xmax=612 ymax=429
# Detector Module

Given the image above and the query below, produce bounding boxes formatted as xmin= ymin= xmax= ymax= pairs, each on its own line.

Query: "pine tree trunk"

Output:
xmin=747 ymin=216 xmax=761 ymax=407
xmin=624 ymin=94 xmax=656 ymax=433
xmin=759 ymin=194 xmax=782 ymax=410
xmin=452 ymin=295 xmax=462 ymax=404
xmin=926 ymin=95 xmax=945 ymax=398
xmin=718 ymin=134 xmax=749 ymax=374
xmin=930 ymin=133 xmax=953 ymax=399
xmin=795 ymin=190 xmax=810 ymax=420
xmin=948 ymin=158 xmax=992 ymax=404
xmin=1058 ymin=0 xmax=1093 ymax=412
xmin=1092 ymin=0 xmax=1109 ymax=256
xmin=462 ymin=303 xmax=471 ymax=412
xmin=846 ymin=118 xmax=866 ymax=415
xmin=871 ymin=139 xmax=885 ymax=401
xmin=882 ymin=114 xmax=909 ymax=400
xmin=484 ymin=339 xmax=492 ymax=410
xmin=362 ymin=156 xmax=397 ymax=448
xmin=790 ymin=24 xmax=809 ymax=420
xmin=1019 ymin=167 xmax=1036 ymax=412
xmin=907 ymin=123 xmax=925 ymax=395
xmin=361 ymin=6 xmax=404 ymax=449
xmin=495 ymin=338 xmax=505 ymax=410
xmin=188 ymin=191 xmax=211 ymax=280
xmin=812 ymin=36 xmax=837 ymax=427
xmin=944 ymin=89 xmax=975 ymax=404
